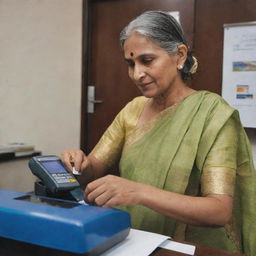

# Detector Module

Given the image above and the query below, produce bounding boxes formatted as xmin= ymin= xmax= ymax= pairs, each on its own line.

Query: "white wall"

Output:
xmin=0 ymin=0 xmax=82 ymax=155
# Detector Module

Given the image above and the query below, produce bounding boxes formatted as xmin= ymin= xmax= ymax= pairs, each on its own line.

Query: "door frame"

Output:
xmin=80 ymin=0 xmax=91 ymax=154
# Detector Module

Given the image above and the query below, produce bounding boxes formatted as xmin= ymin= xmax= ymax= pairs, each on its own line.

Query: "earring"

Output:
xmin=177 ymin=64 xmax=183 ymax=70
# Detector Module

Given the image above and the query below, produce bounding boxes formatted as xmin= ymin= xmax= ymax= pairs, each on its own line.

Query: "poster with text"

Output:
xmin=222 ymin=22 xmax=256 ymax=128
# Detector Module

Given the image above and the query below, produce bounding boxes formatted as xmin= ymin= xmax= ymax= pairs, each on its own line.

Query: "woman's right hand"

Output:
xmin=61 ymin=149 xmax=108 ymax=186
xmin=60 ymin=149 xmax=90 ymax=173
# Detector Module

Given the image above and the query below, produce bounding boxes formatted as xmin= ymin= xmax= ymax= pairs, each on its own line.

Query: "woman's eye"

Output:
xmin=142 ymin=58 xmax=153 ymax=65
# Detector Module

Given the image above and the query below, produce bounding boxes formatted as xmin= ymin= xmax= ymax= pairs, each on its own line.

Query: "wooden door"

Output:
xmin=81 ymin=0 xmax=195 ymax=153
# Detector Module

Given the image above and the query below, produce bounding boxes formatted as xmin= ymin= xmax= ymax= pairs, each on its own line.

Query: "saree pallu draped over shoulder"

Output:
xmin=118 ymin=91 xmax=256 ymax=256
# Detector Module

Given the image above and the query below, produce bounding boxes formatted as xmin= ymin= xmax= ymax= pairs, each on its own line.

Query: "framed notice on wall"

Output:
xmin=222 ymin=21 xmax=256 ymax=128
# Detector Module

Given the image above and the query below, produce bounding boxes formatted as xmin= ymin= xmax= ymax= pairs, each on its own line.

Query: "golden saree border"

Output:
xmin=201 ymin=167 xmax=236 ymax=196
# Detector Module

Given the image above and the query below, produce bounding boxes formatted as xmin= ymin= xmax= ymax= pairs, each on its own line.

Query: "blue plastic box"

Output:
xmin=0 ymin=190 xmax=130 ymax=255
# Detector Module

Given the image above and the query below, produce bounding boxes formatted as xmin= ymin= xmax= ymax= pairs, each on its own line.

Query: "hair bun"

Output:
xmin=189 ymin=56 xmax=198 ymax=74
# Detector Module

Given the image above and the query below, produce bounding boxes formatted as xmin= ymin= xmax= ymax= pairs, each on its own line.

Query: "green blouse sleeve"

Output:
xmin=201 ymin=117 xmax=238 ymax=196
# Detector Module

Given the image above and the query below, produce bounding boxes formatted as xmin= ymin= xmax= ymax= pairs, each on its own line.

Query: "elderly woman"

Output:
xmin=61 ymin=11 xmax=255 ymax=255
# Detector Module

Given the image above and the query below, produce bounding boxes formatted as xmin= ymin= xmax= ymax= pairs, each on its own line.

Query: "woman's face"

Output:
xmin=123 ymin=32 xmax=183 ymax=99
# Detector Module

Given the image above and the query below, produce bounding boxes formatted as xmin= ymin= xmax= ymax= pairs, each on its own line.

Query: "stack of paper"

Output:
xmin=0 ymin=142 xmax=36 ymax=157
xmin=101 ymin=229 xmax=196 ymax=256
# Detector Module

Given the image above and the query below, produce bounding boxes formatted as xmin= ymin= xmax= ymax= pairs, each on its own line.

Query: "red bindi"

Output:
xmin=130 ymin=52 xmax=134 ymax=57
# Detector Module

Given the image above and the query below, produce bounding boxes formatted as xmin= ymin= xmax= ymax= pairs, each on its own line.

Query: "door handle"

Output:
xmin=88 ymin=99 xmax=103 ymax=104
xmin=87 ymin=86 xmax=103 ymax=113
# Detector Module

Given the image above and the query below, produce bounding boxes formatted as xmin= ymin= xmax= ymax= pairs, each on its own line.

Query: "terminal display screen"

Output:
xmin=41 ymin=160 xmax=68 ymax=174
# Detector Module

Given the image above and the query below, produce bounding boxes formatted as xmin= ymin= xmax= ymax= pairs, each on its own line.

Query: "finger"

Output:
xmin=73 ymin=150 xmax=85 ymax=171
xmin=84 ymin=178 xmax=105 ymax=198
xmin=103 ymin=197 xmax=120 ymax=208
xmin=85 ymin=183 xmax=107 ymax=203
xmin=89 ymin=176 xmax=115 ymax=194
xmin=94 ymin=190 xmax=113 ymax=206
xmin=60 ymin=151 xmax=75 ymax=171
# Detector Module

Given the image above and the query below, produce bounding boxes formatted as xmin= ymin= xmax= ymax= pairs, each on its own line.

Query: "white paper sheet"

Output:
xmin=159 ymin=239 xmax=195 ymax=255
xmin=101 ymin=228 xmax=169 ymax=256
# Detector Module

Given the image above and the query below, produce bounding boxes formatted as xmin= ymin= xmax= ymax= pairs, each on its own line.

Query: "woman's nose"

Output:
xmin=133 ymin=65 xmax=146 ymax=81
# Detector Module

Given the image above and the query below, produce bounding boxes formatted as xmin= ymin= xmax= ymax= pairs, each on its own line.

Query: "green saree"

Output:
xmin=92 ymin=91 xmax=256 ymax=256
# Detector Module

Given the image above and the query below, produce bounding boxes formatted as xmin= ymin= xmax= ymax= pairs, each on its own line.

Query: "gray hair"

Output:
xmin=120 ymin=11 xmax=197 ymax=80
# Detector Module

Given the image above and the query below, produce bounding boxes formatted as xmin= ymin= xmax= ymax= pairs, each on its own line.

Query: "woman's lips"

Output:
xmin=139 ymin=81 xmax=154 ymax=88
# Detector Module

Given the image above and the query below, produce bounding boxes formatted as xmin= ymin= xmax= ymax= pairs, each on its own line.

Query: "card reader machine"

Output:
xmin=0 ymin=156 xmax=131 ymax=255
xmin=29 ymin=155 xmax=85 ymax=202
xmin=29 ymin=155 xmax=80 ymax=193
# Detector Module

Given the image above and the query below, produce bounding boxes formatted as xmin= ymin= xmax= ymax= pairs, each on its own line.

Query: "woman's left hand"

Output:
xmin=84 ymin=175 xmax=143 ymax=207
